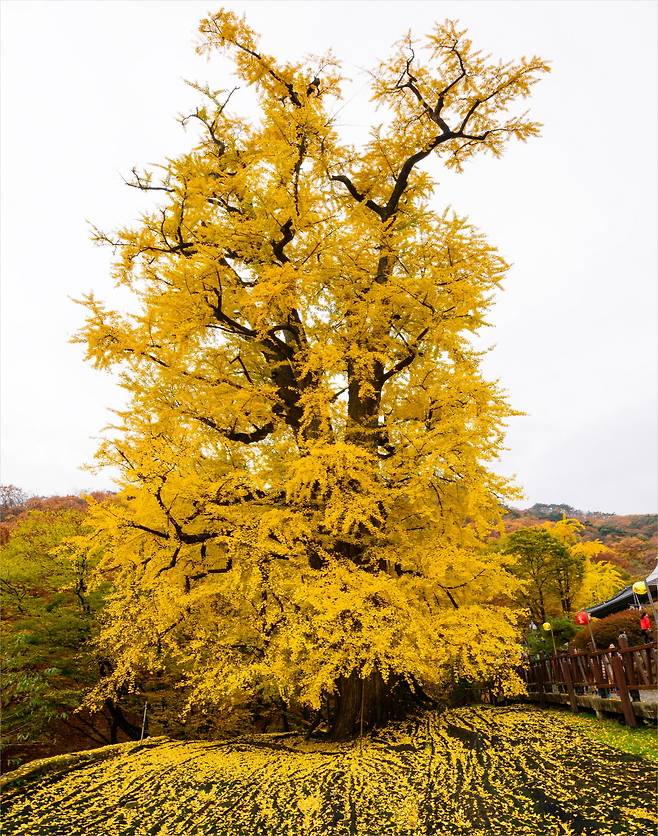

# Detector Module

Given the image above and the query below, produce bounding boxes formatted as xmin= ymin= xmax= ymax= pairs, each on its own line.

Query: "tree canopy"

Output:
xmin=500 ymin=518 xmax=625 ymax=626
xmin=75 ymin=10 xmax=550 ymax=737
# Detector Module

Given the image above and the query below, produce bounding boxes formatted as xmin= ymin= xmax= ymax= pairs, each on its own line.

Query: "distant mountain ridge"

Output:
xmin=505 ymin=504 xmax=657 ymax=578
xmin=520 ymin=503 xmax=615 ymax=520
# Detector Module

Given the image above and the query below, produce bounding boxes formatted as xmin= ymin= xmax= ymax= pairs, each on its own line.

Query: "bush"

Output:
xmin=571 ymin=609 xmax=655 ymax=650
xmin=526 ymin=616 xmax=578 ymax=655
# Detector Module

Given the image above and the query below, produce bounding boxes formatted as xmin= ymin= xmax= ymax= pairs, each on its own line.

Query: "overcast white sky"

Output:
xmin=1 ymin=1 xmax=656 ymax=513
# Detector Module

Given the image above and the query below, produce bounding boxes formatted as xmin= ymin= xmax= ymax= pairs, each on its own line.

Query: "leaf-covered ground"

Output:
xmin=2 ymin=706 xmax=656 ymax=835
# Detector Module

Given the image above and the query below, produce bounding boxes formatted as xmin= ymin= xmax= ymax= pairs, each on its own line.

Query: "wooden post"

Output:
xmin=589 ymin=651 xmax=601 ymax=690
xmin=538 ymin=652 xmax=546 ymax=705
xmin=610 ymin=653 xmax=637 ymax=727
xmin=560 ymin=657 xmax=578 ymax=712
xmin=618 ymin=635 xmax=639 ymax=701
xmin=570 ymin=647 xmax=584 ymax=693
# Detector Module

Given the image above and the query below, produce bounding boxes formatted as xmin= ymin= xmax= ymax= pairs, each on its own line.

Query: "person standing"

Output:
xmin=639 ymin=610 xmax=652 ymax=643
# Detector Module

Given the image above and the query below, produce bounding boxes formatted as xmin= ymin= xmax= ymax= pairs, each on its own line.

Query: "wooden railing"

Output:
xmin=522 ymin=637 xmax=657 ymax=727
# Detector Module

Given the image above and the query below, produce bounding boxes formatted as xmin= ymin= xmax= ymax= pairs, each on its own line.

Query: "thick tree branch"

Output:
xmin=156 ymin=546 xmax=181 ymax=578
xmin=329 ymin=175 xmax=387 ymax=220
xmin=188 ymin=557 xmax=234 ymax=582
xmin=194 ymin=414 xmax=275 ymax=444
xmin=381 ymin=327 xmax=430 ymax=382
xmin=270 ymin=218 xmax=295 ymax=264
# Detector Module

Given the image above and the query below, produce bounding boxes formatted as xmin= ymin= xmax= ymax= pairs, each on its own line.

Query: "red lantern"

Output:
xmin=575 ymin=611 xmax=590 ymax=625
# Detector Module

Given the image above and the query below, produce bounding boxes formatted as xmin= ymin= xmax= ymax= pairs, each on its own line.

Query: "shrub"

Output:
xmin=526 ymin=616 xmax=578 ymax=655
xmin=571 ymin=609 xmax=655 ymax=650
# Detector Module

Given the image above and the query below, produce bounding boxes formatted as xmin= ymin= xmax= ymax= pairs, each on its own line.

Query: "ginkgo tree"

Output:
xmin=76 ymin=10 xmax=549 ymax=738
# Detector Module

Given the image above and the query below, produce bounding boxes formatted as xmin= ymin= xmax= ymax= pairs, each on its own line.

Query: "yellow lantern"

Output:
xmin=542 ymin=622 xmax=552 ymax=632
xmin=632 ymin=580 xmax=648 ymax=595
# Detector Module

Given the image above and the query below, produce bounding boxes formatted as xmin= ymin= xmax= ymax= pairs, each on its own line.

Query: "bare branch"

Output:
xmin=123 ymin=167 xmax=175 ymax=193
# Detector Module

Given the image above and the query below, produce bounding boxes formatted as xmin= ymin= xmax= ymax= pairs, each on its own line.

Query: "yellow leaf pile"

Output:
xmin=3 ymin=707 xmax=655 ymax=835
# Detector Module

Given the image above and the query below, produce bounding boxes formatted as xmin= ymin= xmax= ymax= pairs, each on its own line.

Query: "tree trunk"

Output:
xmin=329 ymin=670 xmax=413 ymax=740
xmin=104 ymin=698 xmax=141 ymax=741
xmin=327 ymin=253 xmax=405 ymax=741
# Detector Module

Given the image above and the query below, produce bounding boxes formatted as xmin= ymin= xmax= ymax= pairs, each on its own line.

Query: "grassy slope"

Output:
xmin=546 ymin=708 xmax=658 ymax=763
xmin=2 ymin=706 xmax=657 ymax=836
